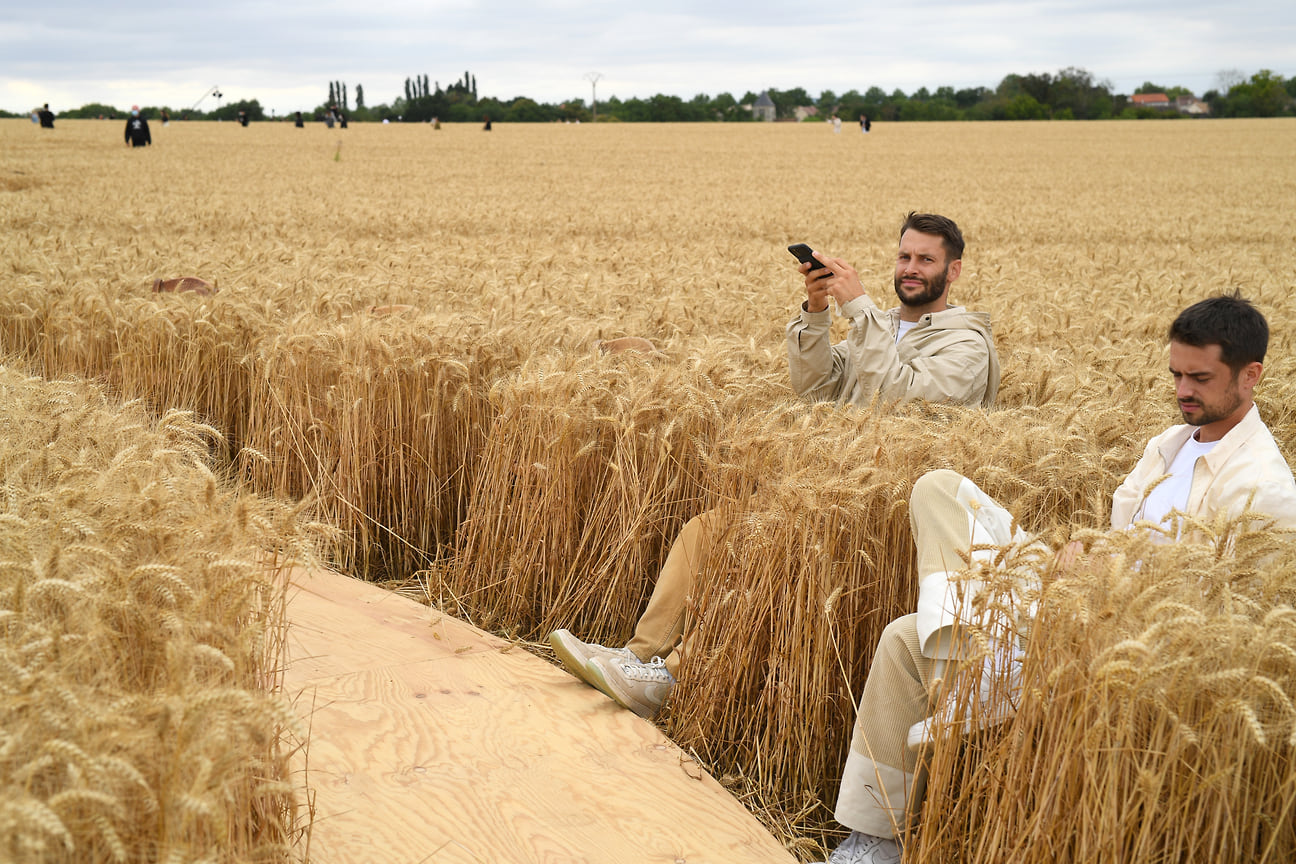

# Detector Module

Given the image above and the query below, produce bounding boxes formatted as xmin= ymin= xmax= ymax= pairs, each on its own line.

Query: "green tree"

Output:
xmin=1051 ymin=67 xmax=1114 ymax=119
xmin=954 ymin=87 xmax=988 ymax=108
xmin=710 ymin=92 xmax=746 ymax=121
xmin=355 ymin=84 xmax=365 ymax=110
xmin=1136 ymin=81 xmax=1191 ymax=99
xmin=1228 ymin=69 xmax=1291 ymax=117
xmin=646 ymin=94 xmax=688 ymax=121
xmin=211 ymin=99 xmax=265 ymax=122
xmin=1004 ymin=93 xmax=1046 ymax=120
xmin=768 ymin=86 xmax=811 ymax=119
xmin=506 ymin=97 xmax=546 ymax=122
xmin=63 ymin=102 xmax=123 ymax=119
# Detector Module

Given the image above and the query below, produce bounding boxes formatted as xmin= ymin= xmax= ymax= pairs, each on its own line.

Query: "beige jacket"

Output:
xmin=786 ymin=294 xmax=1000 ymax=409
xmin=1110 ymin=404 xmax=1296 ymax=532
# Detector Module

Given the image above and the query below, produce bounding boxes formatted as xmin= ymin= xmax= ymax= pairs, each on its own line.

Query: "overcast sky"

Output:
xmin=5 ymin=1 xmax=1293 ymax=115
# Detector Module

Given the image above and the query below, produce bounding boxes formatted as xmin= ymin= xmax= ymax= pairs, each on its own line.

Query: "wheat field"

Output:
xmin=3 ymin=116 xmax=1296 ymax=861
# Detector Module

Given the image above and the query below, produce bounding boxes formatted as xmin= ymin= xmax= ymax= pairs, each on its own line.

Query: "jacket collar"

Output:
xmin=886 ymin=304 xmax=967 ymax=328
xmin=1154 ymin=402 xmax=1264 ymax=472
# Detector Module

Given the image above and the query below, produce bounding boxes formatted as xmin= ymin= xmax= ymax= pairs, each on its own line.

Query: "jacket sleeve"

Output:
xmin=786 ymin=297 xmax=893 ymax=403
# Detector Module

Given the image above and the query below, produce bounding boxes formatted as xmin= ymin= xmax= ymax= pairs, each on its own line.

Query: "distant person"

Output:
xmin=832 ymin=113 xmax=842 ymax=133
xmin=30 ymin=108 xmax=39 ymax=124
xmin=337 ymin=109 xmax=348 ymax=129
xmin=124 ymin=106 xmax=151 ymax=147
xmin=862 ymin=114 xmax=872 ymax=134
xmin=160 ymin=109 xmax=170 ymax=126
xmin=238 ymin=110 xmax=249 ymax=127
xmin=432 ymin=116 xmax=441 ymax=129
xmin=38 ymin=104 xmax=55 ymax=129
xmin=324 ymin=109 xmax=336 ymax=129
xmin=482 ymin=115 xmax=492 ymax=131
xmin=294 ymin=111 xmax=304 ymax=128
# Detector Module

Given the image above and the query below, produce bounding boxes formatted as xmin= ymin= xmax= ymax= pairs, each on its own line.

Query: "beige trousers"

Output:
xmin=626 ymin=509 xmax=720 ymax=676
xmin=835 ymin=469 xmax=1031 ymax=837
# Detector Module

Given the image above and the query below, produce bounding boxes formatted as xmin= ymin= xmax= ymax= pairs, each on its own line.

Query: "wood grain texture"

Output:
xmin=285 ymin=569 xmax=798 ymax=864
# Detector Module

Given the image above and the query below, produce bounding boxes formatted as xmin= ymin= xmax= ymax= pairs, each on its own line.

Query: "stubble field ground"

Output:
xmin=3 ymin=116 xmax=1296 ymax=861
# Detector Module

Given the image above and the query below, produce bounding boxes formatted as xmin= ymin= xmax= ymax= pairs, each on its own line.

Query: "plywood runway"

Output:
xmin=285 ymin=568 xmax=798 ymax=864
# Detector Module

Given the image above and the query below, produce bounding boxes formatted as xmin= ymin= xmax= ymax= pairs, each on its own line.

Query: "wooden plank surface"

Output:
xmin=285 ymin=568 xmax=799 ymax=864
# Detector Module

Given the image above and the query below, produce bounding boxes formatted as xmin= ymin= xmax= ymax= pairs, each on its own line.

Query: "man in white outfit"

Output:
xmin=822 ymin=292 xmax=1296 ymax=863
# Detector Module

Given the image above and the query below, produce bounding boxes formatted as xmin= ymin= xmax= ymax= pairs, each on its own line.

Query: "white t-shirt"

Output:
xmin=1138 ymin=433 xmax=1218 ymax=536
xmin=896 ymin=319 xmax=918 ymax=344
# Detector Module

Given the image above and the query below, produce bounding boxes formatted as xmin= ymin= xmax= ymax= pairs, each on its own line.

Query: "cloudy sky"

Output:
xmin=5 ymin=1 xmax=1293 ymax=115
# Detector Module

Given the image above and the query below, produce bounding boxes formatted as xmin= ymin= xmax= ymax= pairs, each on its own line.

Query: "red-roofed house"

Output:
xmin=1131 ymin=93 xmax=1171 ymax=108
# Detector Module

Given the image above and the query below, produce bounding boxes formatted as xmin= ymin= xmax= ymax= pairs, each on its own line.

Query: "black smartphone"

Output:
xmin=787 ymin=243 xmax=829 ymax=279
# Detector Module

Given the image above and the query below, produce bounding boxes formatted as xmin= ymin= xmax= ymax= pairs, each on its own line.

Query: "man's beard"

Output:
xmin=894 ymin=264 xmax=949 ymax=308
xmin=1179 ymin=381 xmax=1245 ymax=428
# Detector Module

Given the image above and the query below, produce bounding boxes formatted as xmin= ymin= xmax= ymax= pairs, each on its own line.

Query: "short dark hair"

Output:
xmin=1168 ymin=291 xmax=1268 ymax=372
xmin=900 ymin=212 xmax=965 ymax=262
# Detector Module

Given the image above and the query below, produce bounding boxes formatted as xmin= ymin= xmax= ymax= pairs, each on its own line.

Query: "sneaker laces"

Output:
xmin=617 ymin=656 xmax=676 ymax=684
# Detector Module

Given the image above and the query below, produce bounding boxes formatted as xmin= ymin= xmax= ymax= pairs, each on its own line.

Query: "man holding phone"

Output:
xmin=787 ymin=212 xmax=998 ymax=410
xmin=549 ymin=212 xmax=1000 ymax=720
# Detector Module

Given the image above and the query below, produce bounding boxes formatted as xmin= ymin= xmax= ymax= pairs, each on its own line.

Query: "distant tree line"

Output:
xmin=12 ymin=67 xmax=1293 ymax=123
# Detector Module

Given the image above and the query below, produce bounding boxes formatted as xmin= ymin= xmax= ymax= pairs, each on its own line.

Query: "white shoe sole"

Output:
xmin=548 ymin=630 xmax=602 ymax=687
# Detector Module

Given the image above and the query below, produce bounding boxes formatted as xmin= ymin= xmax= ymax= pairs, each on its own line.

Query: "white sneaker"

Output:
xmin=820 ymin=831 xmax=901 ymax=864
xmin=585 ymin=655 xmax=676 ymax=719
xmin=908 ymin=656 xmax=1022 ymax=751
xmin=548 ymin=629 xmax=635 ymax=687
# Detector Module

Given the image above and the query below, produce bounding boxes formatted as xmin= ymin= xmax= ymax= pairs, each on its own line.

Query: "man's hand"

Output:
xmin=1052 ymin=540 xmax=1085 ymax=574
xmin=798 ymin=253 xmax=866 ymax=313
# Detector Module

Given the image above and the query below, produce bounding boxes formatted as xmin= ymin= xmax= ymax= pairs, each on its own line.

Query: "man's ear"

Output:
xmin=1242 ymin=360 xmax=1263 ymax=390
xmin=947 ymin=258 xmax=962 ymax=284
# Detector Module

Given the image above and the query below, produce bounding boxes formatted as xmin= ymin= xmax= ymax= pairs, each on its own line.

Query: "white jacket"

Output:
xmin=1110 ymin=404 xmax=1296 ymax=532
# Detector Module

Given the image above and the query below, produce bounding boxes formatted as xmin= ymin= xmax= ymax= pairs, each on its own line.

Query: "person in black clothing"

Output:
xmin=38 ymin=104 xmax=55 ymax=128
xmin=125 ymin=107 xmax=151 ymax=147
xmin=294 ymin=111 xmax=304 ymax=128
xmin=238 ymin=110 xmax=249 ymax=127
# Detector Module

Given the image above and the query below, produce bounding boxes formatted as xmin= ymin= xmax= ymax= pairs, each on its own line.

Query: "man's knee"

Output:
xmin=876 ymin=613 xmax=920 ymax=656
xmin=911 ymin=469 xmax=962 ymax=508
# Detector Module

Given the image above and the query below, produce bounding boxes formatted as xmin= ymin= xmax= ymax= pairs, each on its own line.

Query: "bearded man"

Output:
xmin=549 ymin=213 xmax=1001 ymax=720
xmin=787 ymin=211 xmax=997 ymax=409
